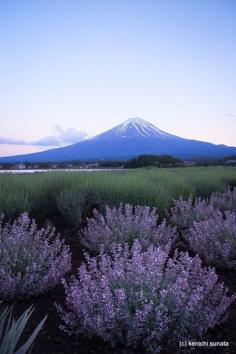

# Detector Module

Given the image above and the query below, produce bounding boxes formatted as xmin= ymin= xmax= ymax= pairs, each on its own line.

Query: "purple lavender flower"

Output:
xmin=0 ymin=213 xmax=71 ymax=299
xmin=57 ymin=241 xmax=234 ymax=353
xmin=210 ymin=187 xmax=236 ymax=213
xmin=169 ymin=196 xmax=217 ymax=231
xmin=169 ymin=188 xmax=236 ymax=232
xmin=186 ymin=211 xmax=236 ymax=269
xmin=81 ymin=203 xmax=176 ymax=254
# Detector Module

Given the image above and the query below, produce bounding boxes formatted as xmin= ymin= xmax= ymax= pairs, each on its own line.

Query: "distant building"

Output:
xmin=84 ymin=163 xmax=99 ymax=169
xmin=15 ymin=163 xmax=26 ymax=169
xmin=184 ymin=160 xmax=196 ymax=166
xmin=226 ymin=160 xmax=236 ymax=165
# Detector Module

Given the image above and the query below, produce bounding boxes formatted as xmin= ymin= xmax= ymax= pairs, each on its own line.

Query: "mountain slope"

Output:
xmin=1 ymin=118 xmax=236 ymax=162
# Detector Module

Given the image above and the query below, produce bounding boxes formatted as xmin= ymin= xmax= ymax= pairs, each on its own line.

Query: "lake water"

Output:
xmin=0 ymin=168 xmax=125 ymax=174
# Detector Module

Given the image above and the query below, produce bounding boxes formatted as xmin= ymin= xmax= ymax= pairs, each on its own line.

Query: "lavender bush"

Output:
xmin=210 ymin=187 xmax=236 ymax=213
xmin=186 ymin=211 xmax=236 ymax=269
xmin=169 ymin=196 xmax=217 ymax=231
xmin=0 ymin=213 xmax=71 ymax=299
xmin=58 ymin=241 xmax=234 ymax=353
xmin=81 ymin=204 xmax=176 ymax=254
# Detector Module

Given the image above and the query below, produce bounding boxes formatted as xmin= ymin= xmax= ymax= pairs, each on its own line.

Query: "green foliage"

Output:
xmin=97 ymin=160 xmax=123 ymax=168
xmin=0 ymin=303 xmax=46 ymax=354
xmin=57 ymin=184 xmax=107 ymax=226
xmin=217 ymin=155 xmax=236 ymax=165
xmin=0 ymin=167 xmax=235 ymax=225
xmin=124 ymin=154 xmax=182 ymax=168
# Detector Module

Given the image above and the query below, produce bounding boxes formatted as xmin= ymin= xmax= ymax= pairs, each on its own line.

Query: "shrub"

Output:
xmin=0 ymin=187 xmax=32 ymax=221
xmin=169 ymin=196 xmax=217 ymax=231
xmin=186 ymin=211 xmax=236 ymax=269
xmin=0 ymin=302 xmax=46 ymax=354
xmin=56 ymin=185 xmax=106 ymax=226
xmin=81 ymin=204 xmax=176 ymax=254
xmin=0 ymin=213 xmax=71 ymax=299
xmin=57 ymin=241 xmax=234 ymax=353
xmin=210 ymin=187 xmax=236 ymax=213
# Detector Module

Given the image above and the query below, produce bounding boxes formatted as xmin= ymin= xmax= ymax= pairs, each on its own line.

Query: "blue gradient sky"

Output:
xmin=0 ymin=0 xmax=236 ymax=156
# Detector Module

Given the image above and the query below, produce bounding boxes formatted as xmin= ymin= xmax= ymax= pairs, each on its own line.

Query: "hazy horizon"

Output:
xmin=1 ymin=0 xmax=236 ymax=157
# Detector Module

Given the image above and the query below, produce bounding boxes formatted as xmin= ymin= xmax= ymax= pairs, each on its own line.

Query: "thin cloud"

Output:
xmin=0 ymin=126 xmax=88 ymax=146
xmin=0 ymin=137 xmax=31 ymax=145
xmin=225 ymin=113 xmax=236 ymax=121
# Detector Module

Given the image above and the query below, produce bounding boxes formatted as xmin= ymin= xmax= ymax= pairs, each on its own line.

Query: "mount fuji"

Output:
xmin=1 ymin=118 xmax=236 ymax=162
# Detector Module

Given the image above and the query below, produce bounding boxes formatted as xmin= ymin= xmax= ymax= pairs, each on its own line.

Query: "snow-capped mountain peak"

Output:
xmin=115 ymin=117 xmax=170 ymax=137
xmin=93 ymin=117 xmax=172 ymax=140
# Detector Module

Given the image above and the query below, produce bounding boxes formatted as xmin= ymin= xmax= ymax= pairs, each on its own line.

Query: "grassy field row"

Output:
xmin=0 ymin=167 xmax=236 ymax=225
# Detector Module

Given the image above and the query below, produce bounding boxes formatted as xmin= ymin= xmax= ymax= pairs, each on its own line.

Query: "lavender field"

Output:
xmin=0 ymin=167 xmax=236 ymax=353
